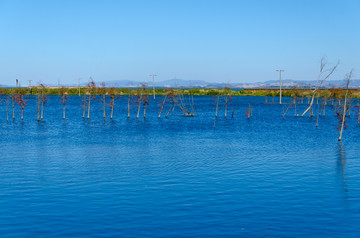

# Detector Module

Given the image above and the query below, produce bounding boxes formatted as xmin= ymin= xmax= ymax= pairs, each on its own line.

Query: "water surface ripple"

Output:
xmin=0 ymin=96 xmax=359 ymax=237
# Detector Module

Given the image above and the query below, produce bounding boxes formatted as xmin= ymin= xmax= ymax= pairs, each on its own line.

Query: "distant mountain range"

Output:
xmin=100 ymin=79 xmax=211 ymax=88
xmin=2 ymin=78 xmax=360 ymax=89
xmin=98 ymin=78 xmax=360 ymax=89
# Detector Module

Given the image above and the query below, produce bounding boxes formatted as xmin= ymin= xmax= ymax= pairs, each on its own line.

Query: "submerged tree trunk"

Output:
xmin=136 ymin=100 xmax=141 ymax=119
xmin=166 ymin=104 xmax=173 ymax=118
xmin=6 ymin=99 xmax=9 ymax=122
xmin=12 ymin=99 xmax=15 ymax=120
xmin=37 ymin=98 xmax=40 ymax=121
xmin=111 ymin=103 xmax=114 ymax=120
xmin=316 ymin=106 xmax=320 ymax=127
xmin=103 ymin=95 xmax=106 ymax=119
xmin=128 ymin=96 xmax=131 ymax=118
xmin=339 ymin=97 xmax=348 ymax=141
xmin=339 ymin=72 xmax=352 ymax=141
xmin=158 ymin=95 xmax=167 ymax=118
xmin=41 ymin=101 xmax=44 ymax=120
xmin=87 ymin=95 xmax=91 ymax=119
xmin=190 ymin=94 xmax=195 ymax=115
xmin=225 ymin=98 xmax=228 ymax=118
xmin=215 ymin=96 xmax=219 ymax=117
xmin=83 ymin=106 xmax=86 ymax=119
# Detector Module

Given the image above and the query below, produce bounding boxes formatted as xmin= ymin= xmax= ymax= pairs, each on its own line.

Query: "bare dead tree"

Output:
xmin=301 ymin=58 xmax=339 ymax=117
xmin=15 ymin=89 xmax=28 ymax=120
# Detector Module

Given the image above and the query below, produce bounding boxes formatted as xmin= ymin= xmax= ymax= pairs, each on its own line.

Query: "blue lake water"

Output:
xmin=0 ymin=95 xmax=359 ymax=237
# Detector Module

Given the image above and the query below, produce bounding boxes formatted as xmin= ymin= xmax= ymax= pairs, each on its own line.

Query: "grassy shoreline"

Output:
xmin=1 ymin=87 xmax=360 ymax=98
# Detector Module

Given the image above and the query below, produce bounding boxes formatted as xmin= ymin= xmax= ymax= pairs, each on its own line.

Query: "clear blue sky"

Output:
xmin=0 ymin=0 xmax=359 ymax=86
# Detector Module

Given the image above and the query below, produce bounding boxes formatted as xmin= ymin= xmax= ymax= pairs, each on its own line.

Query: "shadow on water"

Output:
xmin=337 ymin=141 xmax=348 ymax=195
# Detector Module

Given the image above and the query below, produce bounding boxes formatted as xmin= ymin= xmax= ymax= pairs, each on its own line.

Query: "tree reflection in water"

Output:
xmin=337 ymin=141 xmax=348 ymax=194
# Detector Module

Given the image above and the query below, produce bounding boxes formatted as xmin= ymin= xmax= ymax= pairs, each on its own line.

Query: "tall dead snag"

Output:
xmin=338 ymin=71 xmax=352 ymax=141
xmin=301 ymin=58 xmax=339 ymax=117
xmin=86 ymin=78 xmax=96 ymax=119
xmin=59 ymin=87 xmax=69 ymax=120
xmin=108 ymin=87 xmax=120 ymax=120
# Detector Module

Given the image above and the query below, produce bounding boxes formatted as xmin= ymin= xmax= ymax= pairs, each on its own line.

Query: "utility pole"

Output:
xmin=149 ymin=74 xmax=157 ymax=100
xmin=78 ymin=78 xmax=81 ymax=96
xmin=276 ymin=69 xmax=285 ymax=104
xmin=28 ymin=80 xmax=32 ymax=94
